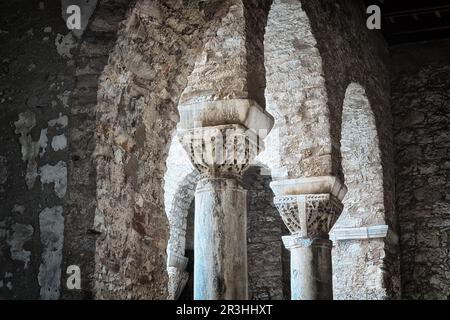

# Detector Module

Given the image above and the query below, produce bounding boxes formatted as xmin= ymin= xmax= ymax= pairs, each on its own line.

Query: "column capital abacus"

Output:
xmin=177 ymin=99 xmax=274 ymax=180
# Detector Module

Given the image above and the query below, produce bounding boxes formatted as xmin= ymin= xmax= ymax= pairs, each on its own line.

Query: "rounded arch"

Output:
xmin=335 ymin=83 xmax=385 ymax=228
xmin=93 ymin=0 xmax=237 ymax=299
xmin=331 ymin=83 xmax=388 ymax=300
xmin=164 ymin=136 xmax=199 ymax=255
xmin=164 ymin=136 xmax=199 ymax=299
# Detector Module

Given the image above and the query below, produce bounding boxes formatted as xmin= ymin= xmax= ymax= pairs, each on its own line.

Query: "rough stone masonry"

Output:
xmin=0 ymin=0 xmax=449 ymax=300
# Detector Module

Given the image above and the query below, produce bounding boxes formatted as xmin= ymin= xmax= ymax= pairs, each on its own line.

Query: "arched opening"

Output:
xmin=165 ymin=161 xmax=289 ymax=300
xmin=164 ymin=135 xmax=198 ymax=300
xmin=178 ymin=199 xmax=195 ymax=300
xmin=331 ymin=83 xmax=387 ymax=299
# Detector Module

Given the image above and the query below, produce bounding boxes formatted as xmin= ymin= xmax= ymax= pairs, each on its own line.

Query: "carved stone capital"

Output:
xmin=177 ymin=99 xmax=274 ymax=132
xmin=177 ymin=125 xmax=256 ymax=179
xmin=177 ymin=99 xmax=274 ymax=179
xmin=270 ymin=176 xmax=347 ymax=238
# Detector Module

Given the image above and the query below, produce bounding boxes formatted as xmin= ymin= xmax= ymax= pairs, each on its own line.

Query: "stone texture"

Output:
xmin=1 ymin=0 xmax=448 ymax=301
xmin=93 ymin=0 xmax=251 ymax=299
xmin=293 ymin=0 xmax=399 ymax=299
xmin=330 ymin=83 xmax=397 ymax=300
xmin=0 ymin=0 xmax=75 ymax=300
xmin=244 ymin=167 xmax=286 ymax=300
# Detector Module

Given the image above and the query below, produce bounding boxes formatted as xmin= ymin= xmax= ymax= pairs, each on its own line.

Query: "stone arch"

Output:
xmin=294 ymin=0 xmax=400 ymax=299
xmin=92 ymin=0 xmax=237 ymax=299
xmin=260 ymin=0 xmax=335 ymax=179
xmin=164 ymin=136 xmax=199 ymax=300
xmin=336 ymin=83 xmax=384 ymax=228
xmin=331 ymin=83 xmax=389 ymax=299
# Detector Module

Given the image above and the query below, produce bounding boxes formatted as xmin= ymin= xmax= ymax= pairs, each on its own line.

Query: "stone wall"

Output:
xmin=92 ymin=0 xmax=241 ymax=299
xmin=262 ymin=0 xmax=399 ymax=299
xmin=0 ymin=0 xmax=76 ymax=299
xmin=0 ymin=0 xmax=247 ymax=300
xmin=4 ymin=0 xmax=447 ymax=301
xmin=244 ymin=167 xmax=286 ymax=300
xmin=391 ymin=39 xmax=450 ymax=300
xmin=0 ymin=0 xmax=131 ymax=300
xmin=64 ymin=0 xmax=130 ymax=299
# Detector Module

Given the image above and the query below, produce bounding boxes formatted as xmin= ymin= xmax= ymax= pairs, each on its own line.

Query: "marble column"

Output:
xmin=177 ymin=99 xmax=273 ymax=300
xmin=194 ymin=177 xmax=247 ymax=299
xmin=270 ymin=176 xmax=347 ymax=300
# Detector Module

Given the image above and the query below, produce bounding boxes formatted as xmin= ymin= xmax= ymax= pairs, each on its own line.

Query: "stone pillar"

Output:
xmin=270 ymin=176 xmax=347 ymax=300
xmin=177 ymin=99 xmax=273 ymax=300
xmin=194 ymin=178 xmax=247 ymax=299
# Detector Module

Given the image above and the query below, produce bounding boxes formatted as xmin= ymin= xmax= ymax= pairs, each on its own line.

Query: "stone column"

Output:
xmin=177 ymin=99 xmax=273 ymax=300
xmin=194 ymin=177 xmax=247 ymax=299
xmin=270 ymin=176 xmax=347 ymax=300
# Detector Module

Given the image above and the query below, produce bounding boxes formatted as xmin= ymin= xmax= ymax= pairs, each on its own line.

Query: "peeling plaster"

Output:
xmin=51 ymin=134 xmax=67 ymax=151
xmin=14 ymin=112 xmax=48 ymax=189
xmin=6 ymin=223 xmax=34 ymax=269
xmin=14 ymin=112 xmax=48 ymax=160
xmin=48 ymin=114 xmax=68 ymax=128
xmin=38 ymin=206 xmax=64 ymax=300
xmin=12 ymin=204 xmax=25 ymax=215
xmin=54 ymin=33 xmax=77 ymax=59
xmin=39 ymin=161 xmax=67 ymax=198
xmin=1 ymin=273 xmax=13 ymax=291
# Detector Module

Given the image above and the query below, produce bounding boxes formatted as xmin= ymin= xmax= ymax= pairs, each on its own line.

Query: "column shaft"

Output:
xmin=289 ymin=238 xmax=332 ymax=300
xmin=194 ymin=178 xmax=248 ymax=300
xmin=271 ymin=176 xmax=347 ymax=300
